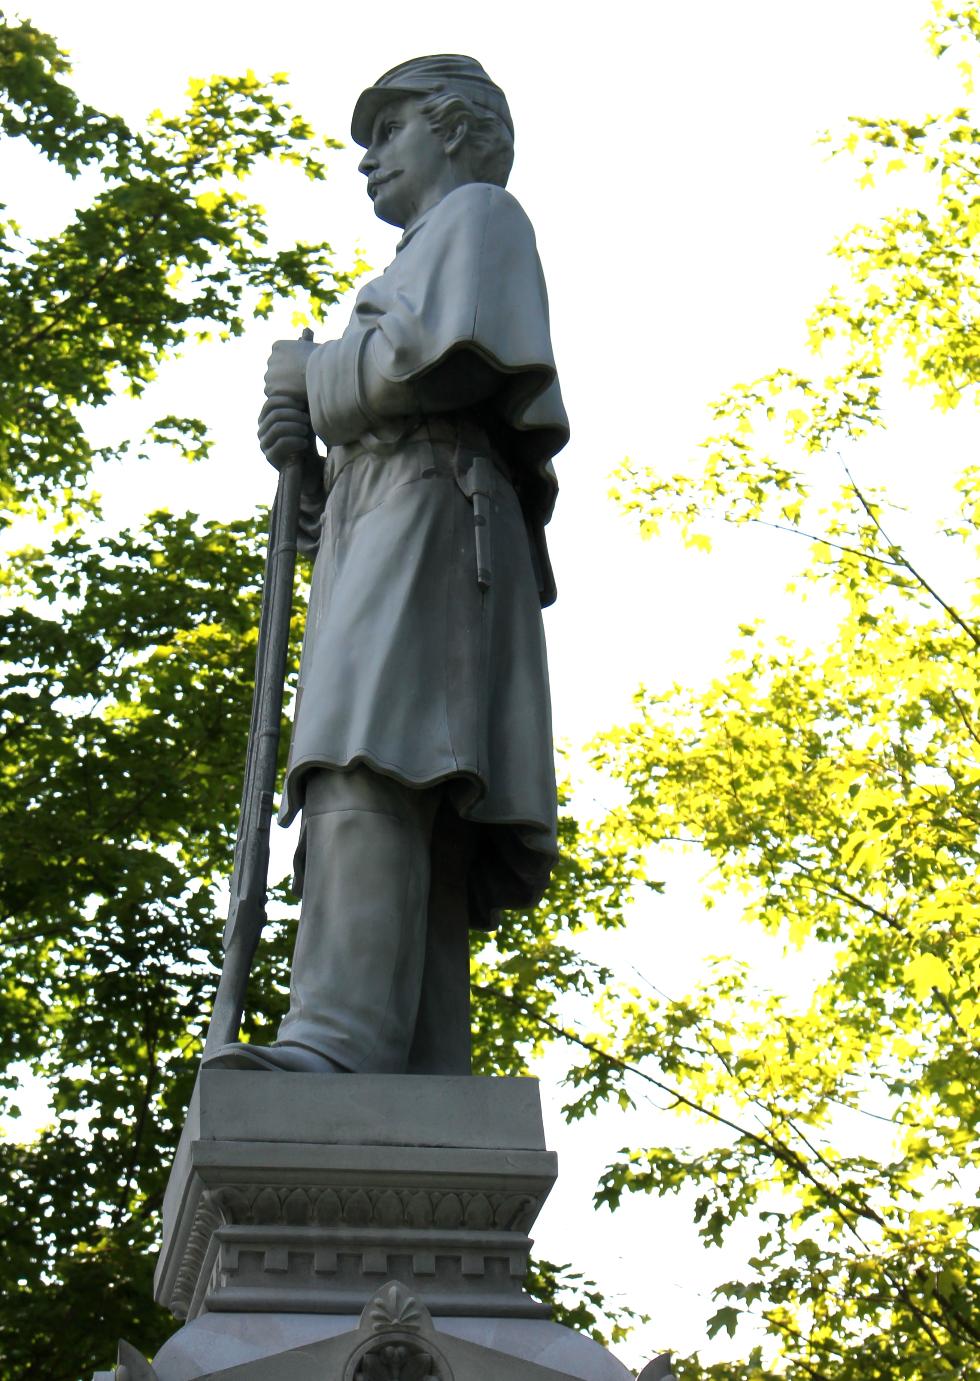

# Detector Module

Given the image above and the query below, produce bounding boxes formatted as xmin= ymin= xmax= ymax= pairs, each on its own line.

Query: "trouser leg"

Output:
xmin=277 ymin=765 xmax=439 ymax=1073
xmin=406 ymin=808 xmax=473 ymax=1075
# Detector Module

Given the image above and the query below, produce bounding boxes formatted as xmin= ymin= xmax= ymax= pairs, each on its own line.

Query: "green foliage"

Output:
xmin=611 ymin=1 xmax=980 ymax=548
xmin=525 ymin=1258 xmax=649 ymax=1349
xmin=0 ymin=17 xmax=358 ymax=1376
xmin=586 ymin=3 xmax=980 ymax=1375
xmin=0 ymin=10 xmax=356 ymax=520
xmin=0 ymin=11 xmax=131 ymax=171
xmin=471 ymin=778 xmax=646 ymax=1077
xmin=0 ymin=505 xmax=293 ymax=1375
xmin=11 ymin=3 xmax=979 ymax=1376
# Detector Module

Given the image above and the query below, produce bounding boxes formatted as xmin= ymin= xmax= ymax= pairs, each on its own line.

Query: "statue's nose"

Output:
xmin=358 ymin=148 xmax=378 ymax=176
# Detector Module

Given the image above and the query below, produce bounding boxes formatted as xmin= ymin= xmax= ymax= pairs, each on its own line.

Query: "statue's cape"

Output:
xmin=307 ymin=182 xmax=567 ymax=602
xmin=369 ymin=182 xmax=568 ymax=469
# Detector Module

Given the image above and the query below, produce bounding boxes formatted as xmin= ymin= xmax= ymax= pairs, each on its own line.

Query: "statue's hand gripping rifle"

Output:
xmin=203 ymin=330 xmax=316 ymax=1061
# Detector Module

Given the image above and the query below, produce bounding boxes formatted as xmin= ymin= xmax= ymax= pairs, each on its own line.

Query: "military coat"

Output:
xmin=279 ymin=182 xmax=569 ymax=926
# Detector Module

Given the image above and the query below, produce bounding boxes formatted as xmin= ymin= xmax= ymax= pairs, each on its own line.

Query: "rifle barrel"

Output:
xmin=202 ymin=451 xmax=305 ymax=1059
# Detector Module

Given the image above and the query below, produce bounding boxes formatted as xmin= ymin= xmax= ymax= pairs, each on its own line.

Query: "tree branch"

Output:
xmin=483 ymin=986 xmax=886 ymax=1235
xmin=843 ymin=463 xmax=980 ymax=649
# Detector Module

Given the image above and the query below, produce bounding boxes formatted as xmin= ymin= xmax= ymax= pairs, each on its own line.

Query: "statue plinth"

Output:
xmin=90 ymin=1072 xmax=674 ymax=1379
xmin=155 ymin=1071 xmax=556 ymax=1322
xmin=128 ymin=1072 xmax=646 ymax=1380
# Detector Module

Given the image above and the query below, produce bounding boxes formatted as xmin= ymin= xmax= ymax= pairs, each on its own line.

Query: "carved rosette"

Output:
xmin=349 ymin=1342 xmax=439 ymax=1380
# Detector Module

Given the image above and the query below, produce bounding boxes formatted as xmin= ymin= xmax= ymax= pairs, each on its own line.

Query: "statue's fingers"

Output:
xmin=258 ymin=422 xmax=309 ymax=447
xmin=258 ymin=405 xmax=311 ymax=434
xmin=258 ymin=405 xmax=311 ymax=432
xmin=258 ymin=401 xmax=310 ymax=431
xmin=258 ymin=421 xmax=312 ymax=452
xmin=258 ymin=392 xmax=307 ymax=420
xmin=266 ymin=435 xmax=315 ymax=470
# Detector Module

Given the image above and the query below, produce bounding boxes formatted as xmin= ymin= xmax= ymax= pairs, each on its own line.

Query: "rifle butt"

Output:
xmin=203 ymin=917 xmax=264 ymax=1059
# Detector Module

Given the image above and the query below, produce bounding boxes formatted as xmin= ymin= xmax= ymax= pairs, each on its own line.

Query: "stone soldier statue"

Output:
xmin=207 ymin=55 xmax=568 ymax=1077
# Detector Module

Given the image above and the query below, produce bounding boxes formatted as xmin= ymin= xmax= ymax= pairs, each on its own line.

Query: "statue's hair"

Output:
xmin=418 ymin=90 xmax=515 ymax=187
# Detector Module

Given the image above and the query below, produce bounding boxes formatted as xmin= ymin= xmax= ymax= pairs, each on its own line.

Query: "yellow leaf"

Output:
xmin=196 ymin=191 xmax=221 ymax=213
xmin=904 ymin=952 xmax=954 ymax=1001
xmin=885 ymin=158 xmax=906 ymax=174
xmin=788 ymin=916 xmax=811 ymax=948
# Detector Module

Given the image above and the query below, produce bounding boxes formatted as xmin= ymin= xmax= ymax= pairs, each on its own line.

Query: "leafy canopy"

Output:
xmin=0 ymin=9 xmax=357 ymax=519
xmin=0 ymin=13 xmax=356 ymax=1374
xmin=580 ymin=3 xmax=980 ymax=1376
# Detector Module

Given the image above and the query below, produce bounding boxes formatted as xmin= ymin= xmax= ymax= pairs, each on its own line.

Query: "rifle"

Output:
xmin=202 ymin=330 xmax=314 ymax=1061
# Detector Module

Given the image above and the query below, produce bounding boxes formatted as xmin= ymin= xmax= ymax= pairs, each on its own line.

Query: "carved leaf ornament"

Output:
xmin=205 ymin=1182 xmax=534 ymax=1230
xmin=343 ymin=1283 xmax=453 ymax=1381
xmin=365 ymin=1281 xmax=427 ymax=1332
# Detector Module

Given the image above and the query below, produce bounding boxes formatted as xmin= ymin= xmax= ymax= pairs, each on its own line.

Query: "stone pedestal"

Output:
xmin=155 ymin=1071 xmax=556 ymax=1322
xmin=100 ymin=1072 xmax=670 ymax=1380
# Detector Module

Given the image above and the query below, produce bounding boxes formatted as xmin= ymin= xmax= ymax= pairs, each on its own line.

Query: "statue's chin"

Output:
xmin=373 ymin=203 xmax=407 ymax=229
xmin=369 ymin=186 xmax=408 ymax=229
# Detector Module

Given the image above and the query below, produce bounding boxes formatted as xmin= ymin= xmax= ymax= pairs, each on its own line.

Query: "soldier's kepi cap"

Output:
xmin=351 ymin=54 xmax=513 ymax=148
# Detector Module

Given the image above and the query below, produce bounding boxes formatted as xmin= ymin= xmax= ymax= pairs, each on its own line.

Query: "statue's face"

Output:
xmin=358 ymin=97 xmax=455 ymax=229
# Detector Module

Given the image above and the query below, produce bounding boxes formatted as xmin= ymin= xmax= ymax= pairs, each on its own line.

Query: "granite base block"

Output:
xmin=114 ymin=1073 xmax=670 ymax=1380
xmin=155 ymin=1072 xmax=557 ymax=1321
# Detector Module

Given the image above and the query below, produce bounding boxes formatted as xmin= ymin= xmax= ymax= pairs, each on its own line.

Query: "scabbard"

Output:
xmin=456 ymin=452 xmax=493 ymax=592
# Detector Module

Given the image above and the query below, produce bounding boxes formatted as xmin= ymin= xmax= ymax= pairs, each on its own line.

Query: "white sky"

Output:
xmin=3 ymin=0 xmax=976 ymax=1371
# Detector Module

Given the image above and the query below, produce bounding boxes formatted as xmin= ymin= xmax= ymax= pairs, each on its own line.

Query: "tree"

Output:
xmin=566 ymin=2 xmax=980 ymax=1374
xmin=0 ymin=16 xmax=641 ymax=1374
xmin=0 ymin=13 xmax=356 ymax=1374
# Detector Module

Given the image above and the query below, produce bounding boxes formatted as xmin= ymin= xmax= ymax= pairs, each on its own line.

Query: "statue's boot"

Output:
xmin=275 ymin=765 xmax=440 ymax=1072
xmin=203 ymin=1041 xmax=346 ymax=1073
